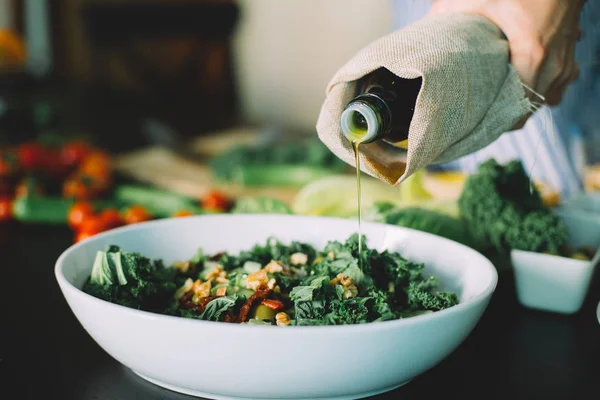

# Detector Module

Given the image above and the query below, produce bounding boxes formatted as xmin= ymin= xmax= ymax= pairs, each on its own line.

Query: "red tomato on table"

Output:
xmin=202 ymin=190 xmax=232 ymax=212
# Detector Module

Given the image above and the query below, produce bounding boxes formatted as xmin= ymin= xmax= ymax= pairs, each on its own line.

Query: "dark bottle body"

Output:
xmin=341 ymin=67 xmax=422 ymax=146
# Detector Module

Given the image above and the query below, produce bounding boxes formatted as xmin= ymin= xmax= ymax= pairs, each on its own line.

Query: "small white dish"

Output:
xmin=512 ymin=210 xmax=600 ymax=315
xmin=55 ymin=214 xmax=497 ymax=400
xmin=563 ymin=192 xmax=600 ymax=215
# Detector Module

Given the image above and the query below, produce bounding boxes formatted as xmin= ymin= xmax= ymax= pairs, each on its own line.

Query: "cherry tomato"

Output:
xmin=202 ymin=190 xmax=232 ymax=212
xmin=41 ymin=147 xmax=71 ymax=180
xmin=63 ymin=175 xmax=92 ymax=199
xmin=60 ymin=141 xmax=91 ymax=169
xmin=74 ymin=230 xmax=95 ymax=243
xmin=79 ymin=216 xmax=111 ymax=235
xmin=99 ymin=208 xmax=123 ymax=229
xmin=15 ymin=177 xmax=44 ymax=198
xmin=17 ymin=142 xmax=46 ymax=171
xmin=260 ymin=299 xmax=285 ymax=311
xmin=123 ymin=205 xmax=151 ymax=225
xmin=0 ymin=197 xmax=13 ymax=222
xmin=79 ymin=151 xmax=111 ymax=178
xmin=0 ymin=150 xmax=18 ymax=177
xmin=67 ymin=201 xmax=95 ymax=230
xmin=173 ymin=210 xmax=194 ymax=218
xmin=63 ymin=174 xmax=108 ymax=200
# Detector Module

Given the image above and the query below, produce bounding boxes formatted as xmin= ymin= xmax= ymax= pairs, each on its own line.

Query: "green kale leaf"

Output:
xmin=199 ymin=295 xmax=238 ymax=321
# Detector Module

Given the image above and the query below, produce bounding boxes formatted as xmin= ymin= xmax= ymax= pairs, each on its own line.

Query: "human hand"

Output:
xmin=429 ymin=0 xmax=585 ymax=106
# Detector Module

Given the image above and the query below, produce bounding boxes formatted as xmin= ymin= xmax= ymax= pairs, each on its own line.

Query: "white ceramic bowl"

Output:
xmin=55 ymin=215 xmax=497 ymax=400
xmin=512 ymin=209 xmax=600 ymax=315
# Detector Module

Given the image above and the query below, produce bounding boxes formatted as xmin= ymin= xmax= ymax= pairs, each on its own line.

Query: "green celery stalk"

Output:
xmin=113 ymin=185 xmax=202 ymax=217
xmin=230 ymin=165 xmax=335 ymax=187
xmin=12 ymin=196 xmax=124 ymax=224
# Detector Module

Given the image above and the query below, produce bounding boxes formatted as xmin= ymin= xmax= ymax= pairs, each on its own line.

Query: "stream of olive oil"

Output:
xmin=352 ymin=140 xmax=363 ymax=267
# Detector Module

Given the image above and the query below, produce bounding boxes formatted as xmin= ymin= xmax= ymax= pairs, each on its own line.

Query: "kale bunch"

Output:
xmin=458 ymin=159 xmax=568 ymax=253
xmin=506 ymin=210 xmax=569 ymax=254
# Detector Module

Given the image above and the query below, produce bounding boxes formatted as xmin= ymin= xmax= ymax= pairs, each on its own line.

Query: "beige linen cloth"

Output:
xmin=316 ymin=13 xmax=533 ymax=185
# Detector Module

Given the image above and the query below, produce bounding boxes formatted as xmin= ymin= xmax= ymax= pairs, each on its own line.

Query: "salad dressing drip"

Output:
xmin=340 ymin=69 xmax=422 ymax=271
xmin=352 ymin=140 xmax=363 ymax=269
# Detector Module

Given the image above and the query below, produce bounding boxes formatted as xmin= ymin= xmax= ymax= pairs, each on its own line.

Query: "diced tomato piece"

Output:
xmin=260 ymin=299 xmax=285 ymax=311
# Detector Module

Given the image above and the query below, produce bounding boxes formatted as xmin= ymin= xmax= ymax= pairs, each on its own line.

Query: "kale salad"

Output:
xmin=82 ymin=235 xmax=459 ymax=326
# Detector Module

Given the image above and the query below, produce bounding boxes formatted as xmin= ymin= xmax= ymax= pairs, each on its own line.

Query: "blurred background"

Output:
xmin=1 ymin=0 xmax=598 ymax=244
xmin=0 ymin=0 xmax=391 ymax=144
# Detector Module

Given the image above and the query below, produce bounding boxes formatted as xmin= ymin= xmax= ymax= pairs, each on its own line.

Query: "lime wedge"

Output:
xmin=292 ymin=174 xmax=401 ymax=217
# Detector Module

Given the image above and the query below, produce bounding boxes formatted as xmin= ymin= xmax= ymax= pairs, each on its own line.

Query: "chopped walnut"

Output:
xmin=343 ymin=284 xmax=359 ymax=299
xmin=205 ymin=265 xmax=227 ymax=282
xmin=246 ymin=269 xmax=268 ymax=290
xmin=264 ymin=260 xmax=284 ymax=274
xmin=275 ymin=312 xmax=291 ymax=326
xmin=216 ymin=286 xmax=228 ymax=297
xmin=173 ymin=261 xmax=191 ymax=273
xmin=192 ymin=280 xmax=212 ymax=298
xmin=329 ymin=273 xmax=358 ymax=299
xmin=290 ymin=252 xmax=308 ymax=266
xmin=267 ymin=278 xmax=281 ymax=293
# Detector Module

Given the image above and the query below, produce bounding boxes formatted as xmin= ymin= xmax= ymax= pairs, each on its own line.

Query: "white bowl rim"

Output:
xmin=55 ymin=214 xmax=498 ymax=333
xmin=510 ymin=249 xmax=594 ymax=267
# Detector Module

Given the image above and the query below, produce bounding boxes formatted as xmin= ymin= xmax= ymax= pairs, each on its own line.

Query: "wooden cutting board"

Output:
xmin=113 ymin=145 xmax=300 ymax=204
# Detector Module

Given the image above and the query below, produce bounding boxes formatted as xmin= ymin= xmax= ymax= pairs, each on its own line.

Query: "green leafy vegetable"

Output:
xmin=367 ymin=203 xmax=482 ymax=250
xmin=199 ymin=295 xmax=238 ymax=321
xmin=83 ymin=235 xmax=458 ymax=326
xmin=231 ymin=196 xmax=293 ymax=214
xmin=83 ymin=246 xmax=177 ymax=311
xmin=458 ymin=159 xmax=568 ymax=253
xmin=90 ymin=251 xmax=114 ymax=286
xmin=210 ymin=137 xmax=347 ymax=185
xmin=289 ymin=276 xmax=329 ymax=302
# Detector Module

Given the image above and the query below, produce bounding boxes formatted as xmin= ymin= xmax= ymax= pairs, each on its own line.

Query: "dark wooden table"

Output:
xmin=1 ymin=220 xmax=599 ymax=400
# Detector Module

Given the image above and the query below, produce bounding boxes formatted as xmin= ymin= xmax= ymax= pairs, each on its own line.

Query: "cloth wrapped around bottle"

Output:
xmin=316 ymin=13 xmax=533 ymax=185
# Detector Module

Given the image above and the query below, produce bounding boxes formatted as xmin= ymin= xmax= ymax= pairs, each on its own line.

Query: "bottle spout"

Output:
xmin=340 ymin=101 xmax=381 ymax=144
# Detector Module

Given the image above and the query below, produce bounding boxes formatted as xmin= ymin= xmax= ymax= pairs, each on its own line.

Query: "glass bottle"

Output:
xmin=340 ymin=67 xmax=422 ymax=148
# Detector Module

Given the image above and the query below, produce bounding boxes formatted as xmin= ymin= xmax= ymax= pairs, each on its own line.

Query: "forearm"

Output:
xmin=428 ymin=0 xmax=585 ymax=107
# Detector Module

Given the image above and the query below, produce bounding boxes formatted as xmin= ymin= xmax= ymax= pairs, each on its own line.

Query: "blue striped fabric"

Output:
xmin=391 ymin=0 xmax=600 ymax=198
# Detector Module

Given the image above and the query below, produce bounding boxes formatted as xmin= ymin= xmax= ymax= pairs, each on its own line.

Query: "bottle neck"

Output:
xmin=340 ymin=93 xmax=392 ymax=144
